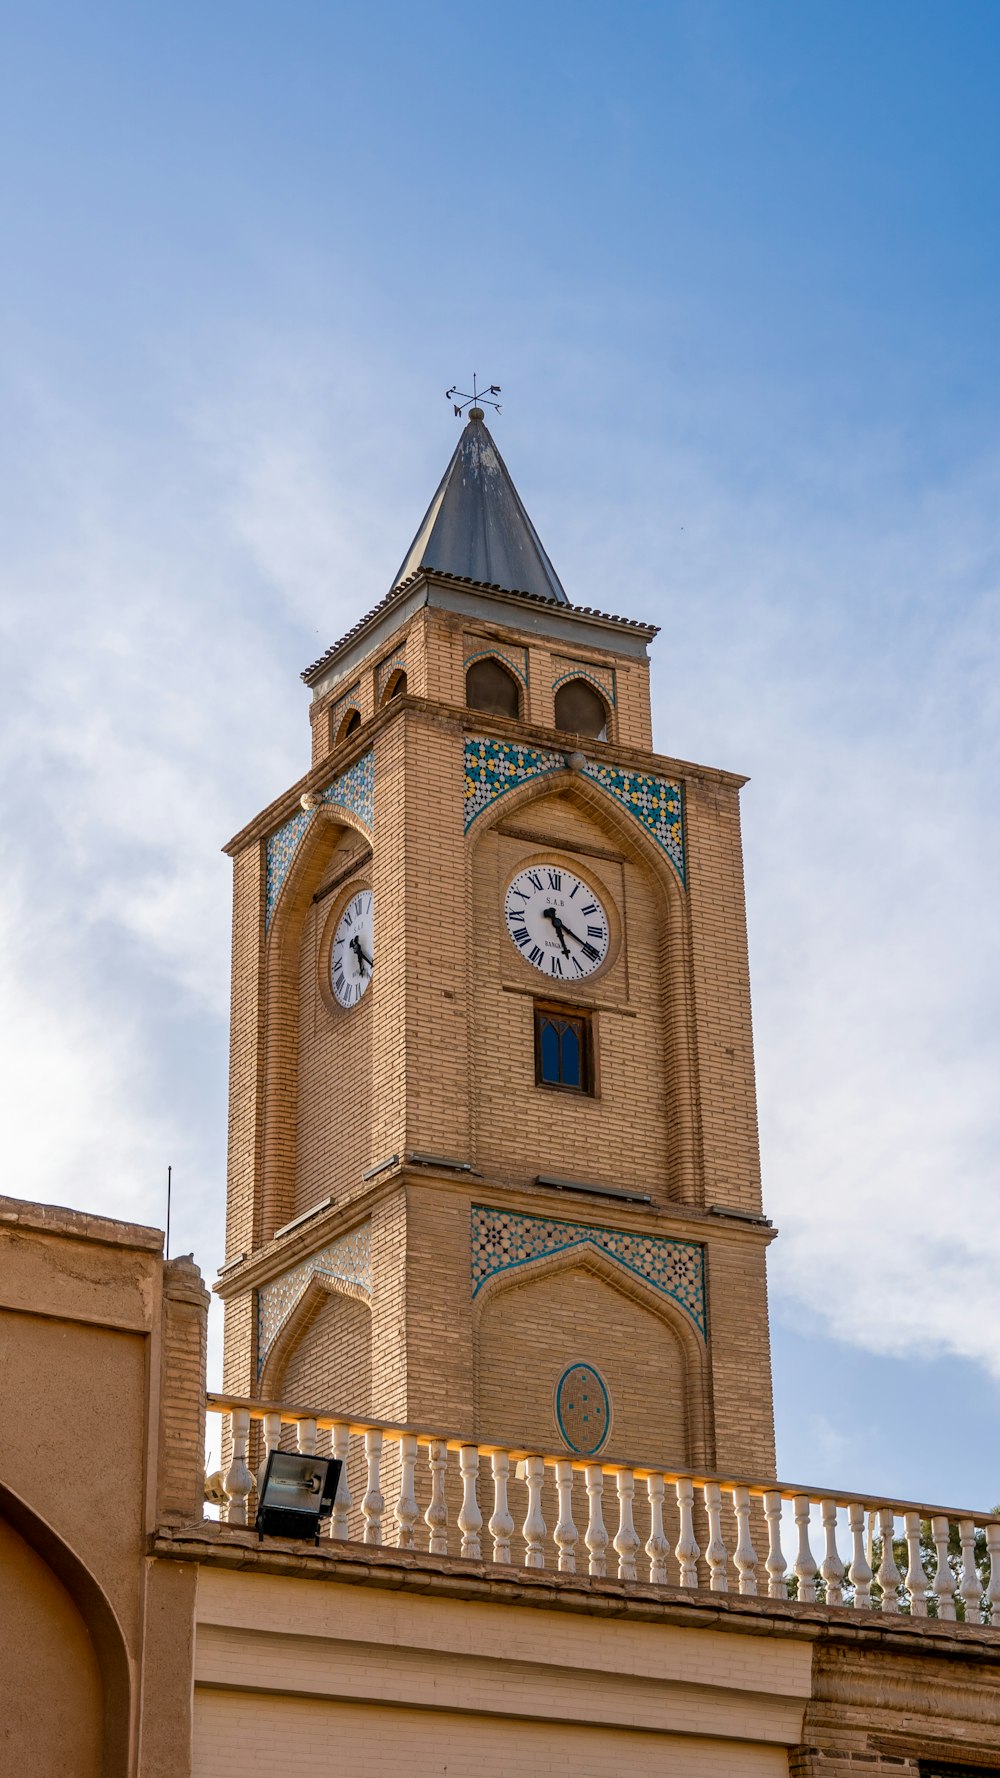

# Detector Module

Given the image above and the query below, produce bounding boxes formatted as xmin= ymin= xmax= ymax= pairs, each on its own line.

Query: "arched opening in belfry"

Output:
xmin=466 ymin=656 xmax=521 ymax=719
xmin=333 ymin=708 xmax=363 ymax=746
xmin=381 ymin=668 xmax=407 ymax=704
xmin=554 ymin=677 xmax=609 ymax=741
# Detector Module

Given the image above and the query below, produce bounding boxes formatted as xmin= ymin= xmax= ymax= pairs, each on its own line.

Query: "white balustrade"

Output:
xmin=458 ymin=1445 xmax=482 ymax=1560
xmin=674 ymin=1477 xmax=700 ymax=1588
xmin=763 ymin=1491 xmax=787 ymax=1599
xmin=522 ymin=1454 xmax=547 ymax=1569
xmin=732 ymin=1485 xmax=758 ymax=1596
xmin=848 ymin=1501 xmax=872 ymax=1608
xmin=362 ymin=1429 xmax=384 ymax=1545
xmin=613 ymin=1470 xmax=641 ymax=1582
xmin=223 ymin=1407 xmax=253 ymax=1526
xmin=877 ymin=1508 xmax=900 ymax=1613
xmin=394 ymin=1432 xmax=419 ymax=1550
xmin=585 ymin=1465 xmax=609 ymax=1578
xmin=819 ymin=1501 xmax=844 ymax=1607
xmin=553 ymin=1461 xmax=578 ymax=1574
xmin=206 ymin=1396 xmax=1000 ymax=1628
xmin=645 ymin=1475 xmax=669 ymax=1584
xmin=330 ymin=1422 xmax=352 ymax=1541
xmin=489 ymin=1452 xmax=514 ymax=1564
xmin=425 ymin=1440 xmax=449 ymax=1555
xmin=703 ymin=1481 xmax=728 ymax=1592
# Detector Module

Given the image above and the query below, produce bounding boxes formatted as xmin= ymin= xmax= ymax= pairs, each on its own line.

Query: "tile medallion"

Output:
xmin=470 ymin=1204 xmax=705 ymax=1335
xmin=256 ymin=1221 xmax=372 ymax=1380
xmin=464 ymin=643 xmax=529 ymax=686
xmin=555 ymin=1362 xmax=611 ymax=1456
xmin=463 ymin=736 xmax=685 ymax=884
xmin=265 ymin=749 xmax=374 ymax=929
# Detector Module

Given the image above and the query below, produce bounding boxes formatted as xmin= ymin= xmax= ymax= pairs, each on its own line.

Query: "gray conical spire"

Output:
xmin=392 ymin=409 xmax=568 ymax=603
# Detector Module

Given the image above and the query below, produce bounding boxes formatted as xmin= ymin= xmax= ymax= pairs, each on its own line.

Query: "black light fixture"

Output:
xmin=255 ymin=1449 xmax=342 ymax=1543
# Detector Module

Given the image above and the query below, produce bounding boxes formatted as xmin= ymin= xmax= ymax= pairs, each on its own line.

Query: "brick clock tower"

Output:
xmin=218 ymin=402 xmax=777 ymax=1484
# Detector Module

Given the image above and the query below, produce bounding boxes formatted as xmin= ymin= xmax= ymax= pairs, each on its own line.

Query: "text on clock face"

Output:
xmin=331 ymin=889 xmax=375 ymax=1008
xmin=503 ymin=866 xmax=610 ymax=979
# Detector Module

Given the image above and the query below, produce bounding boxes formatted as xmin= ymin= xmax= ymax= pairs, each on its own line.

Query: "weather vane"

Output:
xmin=445 ymin=374 xmax=501 ymax=418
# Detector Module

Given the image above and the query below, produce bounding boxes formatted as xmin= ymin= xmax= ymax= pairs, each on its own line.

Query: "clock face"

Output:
xmin=330 ymin=888 xmax=374 ymax=1009
xmin=504 ymin=864 xmax=611 ymax=982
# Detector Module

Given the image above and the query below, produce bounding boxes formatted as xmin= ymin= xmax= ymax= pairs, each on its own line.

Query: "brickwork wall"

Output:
xmin=475 ymin=1261 xmax=691 ymax=1467
xmin=156 ymin=1257 xmax=211 ymax=1526
xmin=293 ymin=860 xmax=373 ymax=1218
xmin=276 ymin=1290 xmax=372 ymax=1417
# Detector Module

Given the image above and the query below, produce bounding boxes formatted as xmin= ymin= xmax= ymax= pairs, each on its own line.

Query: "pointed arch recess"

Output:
xmin=471 ymin=1242 xmax=712 ymax=1469
xmin=465 ymin=760 xmax=702 ymax=1203
xmin=0 ymin=1479 xmax=132 ymax=1778
xmin=260 ymin=800 xmax=373 ymax=1243
xmin=257 ymin=1272 xmax=372 ymax=1399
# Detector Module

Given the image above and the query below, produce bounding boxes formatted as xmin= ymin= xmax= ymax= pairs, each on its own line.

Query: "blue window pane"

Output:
xmin=540 ymin=1019 xmax=561 ymax=1082
xmin=560 ymin=1022 xmax=581 ymax=1087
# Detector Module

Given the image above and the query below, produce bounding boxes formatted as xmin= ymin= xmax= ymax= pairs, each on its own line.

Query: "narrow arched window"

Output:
xmin=382 ymin=669 xmax=407 ymax=703
xmin=333 ymin=708 xmax=362 ymax=746
xmin=466 ymin=657 xmax=520 ymax=719
xmin=554 ymin=678 xmax=608 ymax=741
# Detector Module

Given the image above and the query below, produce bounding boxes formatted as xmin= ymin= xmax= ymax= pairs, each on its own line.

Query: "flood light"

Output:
xmin=255 ymin=1450 xmax=342 ymax=1543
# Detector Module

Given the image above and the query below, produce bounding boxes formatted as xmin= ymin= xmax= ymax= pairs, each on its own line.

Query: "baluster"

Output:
xmin=329 ymin=1422 xmax=352 ymax=1540
xmin=903 ymin=1511 xmax=928 ymax=1616
xmin=847 ymin=1503 xmax=872 ymax=1608
xmin=875 ymin=1508 xmax=900 ymax=1612
xmin=224 ymin=1408 xmax=253 ymax=1527
xmin=394 ymin=1433 xmax=419 ymax=1550
xmin=489 ymin=1452 xmax=515 ymax=1564
xmin=261 ymin=1410 xmax=282 ymax=1468
xmin=425 ymin=1440 xmax=449 ymax=1555
xmin=361 ymin=1429 xmax=384 ymax=1545
xmin=732 ymin=1486 xmax=758 ymax=1596
xmin=522 ymin=1455 xmax=546 ymax=1569
xmin=645 ymin=1475 xmax=669 ymax=1584
xmin=703 ymin=1481 xmax=728 ymax=1592
xmin=585 ymin=1466 xmax=609 ymax=1578
xmin=553 ymin=1461 xmax=579 ymax=1573
xmin=614 ymin=1470 xmax=641 ymax=1582
xmin=674 ymin=1477 xmax=700 ymax=1588
xmin=458 ymin=1445 xmax=483 ymax=1560
xmin=764 ymin=1491 xmax=787 ymax=1599
xmin=296 ymin=1416 xmax=317 ymax=1456
xmin=931 ymin=1516 xmax=956 ymax=1619
xmin=985 ymin=1524 xmax=1000 ymax=1625
xmin=819 ymin=1501 xmax=845 ymax=1606
xmin=792 ymin=1496 xmax=817 ymax=1603
xmin=958 ymin=1519 xmax=982 ymax=1623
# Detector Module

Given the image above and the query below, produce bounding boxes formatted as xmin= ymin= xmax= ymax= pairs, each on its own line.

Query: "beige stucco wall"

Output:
xmin=193 ymin=1566 xmax=809 ymax=1775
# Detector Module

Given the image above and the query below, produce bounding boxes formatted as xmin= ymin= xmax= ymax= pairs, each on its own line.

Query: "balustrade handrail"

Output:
xmin=205 ymin=1390 xmax=1000 ymax=1524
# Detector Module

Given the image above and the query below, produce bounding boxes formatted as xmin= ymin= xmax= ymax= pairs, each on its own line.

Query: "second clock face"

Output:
xmin=504 ymin=864 xmax=611 ymax=982
xmin=330 ymin=887 xmax=374 ymax=1008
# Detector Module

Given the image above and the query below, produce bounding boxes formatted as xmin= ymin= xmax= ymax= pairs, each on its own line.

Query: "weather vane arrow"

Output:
xmin=445 ymin=373 xmax=501 ymax=418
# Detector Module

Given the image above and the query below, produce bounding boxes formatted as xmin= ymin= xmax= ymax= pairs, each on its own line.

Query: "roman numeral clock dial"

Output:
xmin=330 ymin=888 xmax=374 ymax=1009
xmin=503 ymin=865 xmax=610 ymax=980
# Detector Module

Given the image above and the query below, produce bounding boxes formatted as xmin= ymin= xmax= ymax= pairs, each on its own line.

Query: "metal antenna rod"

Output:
xmin=165 ymin=1164 xmax=172 ymax=1261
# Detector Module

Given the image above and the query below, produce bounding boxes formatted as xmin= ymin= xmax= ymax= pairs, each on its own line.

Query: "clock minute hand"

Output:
xmin=541 ymin=907 xmax=571 ymax=956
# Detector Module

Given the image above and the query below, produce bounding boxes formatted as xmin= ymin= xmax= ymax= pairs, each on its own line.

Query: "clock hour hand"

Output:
xmin=541 ymin=907 xmax=571 ymax=956
xmin=350 ymin=935 xmax=373 ymax=976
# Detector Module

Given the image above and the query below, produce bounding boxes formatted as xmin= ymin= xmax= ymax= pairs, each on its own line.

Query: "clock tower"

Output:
xmin=217 ymin=405 xmax=777 ymax=1484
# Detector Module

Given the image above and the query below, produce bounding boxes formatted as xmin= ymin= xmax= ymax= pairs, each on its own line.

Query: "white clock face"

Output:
xmin=504 ymin=864 xmax=611 ymax=982
xmin=330 ymin=888 xmax=374 ymax=1008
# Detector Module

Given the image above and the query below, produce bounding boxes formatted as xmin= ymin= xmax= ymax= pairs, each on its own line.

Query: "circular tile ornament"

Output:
xmin=555 ymin=1363 xmax=611 ymax=1456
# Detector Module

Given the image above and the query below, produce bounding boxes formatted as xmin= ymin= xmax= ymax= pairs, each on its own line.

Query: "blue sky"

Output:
xmin=2 ymin=0 xmax=999 ymax=1508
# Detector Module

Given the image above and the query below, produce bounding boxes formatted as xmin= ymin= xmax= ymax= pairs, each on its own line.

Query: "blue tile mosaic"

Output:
xmin=463 ymin=737 xmax=685 ymax=884
xmin=470 ymin=1204 xmax=705 ymax=1335
xmin=265 ymin=750 xmax=374 ymax=930
xmin=555 ymin=1362 xmax=611 ymax=1456
xmin=256 ymin=1221 xmax=372 ymax=1380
